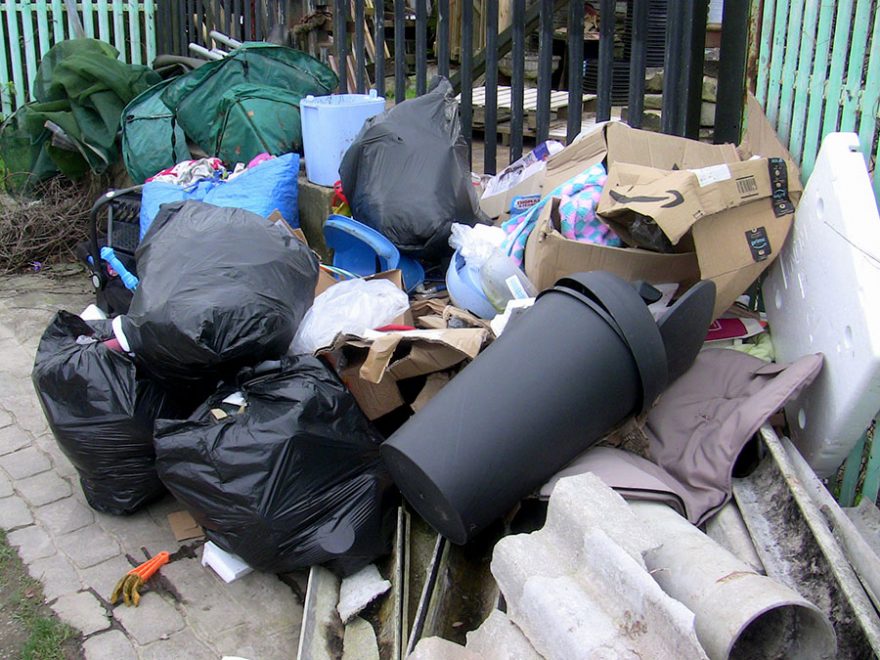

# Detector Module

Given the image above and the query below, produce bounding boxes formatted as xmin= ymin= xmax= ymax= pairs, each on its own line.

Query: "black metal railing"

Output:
xmin=154 ymin=1 xmax=750 ymax=174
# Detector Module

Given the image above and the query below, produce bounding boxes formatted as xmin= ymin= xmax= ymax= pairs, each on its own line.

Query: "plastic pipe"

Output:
xmin=631 ymin=501 xmax=837 ymax=660
xmin=100 ymin=247 xmax=139 ymax=290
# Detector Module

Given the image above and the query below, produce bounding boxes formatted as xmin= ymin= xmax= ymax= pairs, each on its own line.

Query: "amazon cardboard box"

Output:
xmin=524 ymin=115 xmax=801 ymax=318
xmin=318 ymin=327 xmax=489 ymax=420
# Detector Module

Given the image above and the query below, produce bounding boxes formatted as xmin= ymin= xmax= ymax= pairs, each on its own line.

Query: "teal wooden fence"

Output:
xmin=755 ymin=0 xmax=880 ymax=505
xmin=0 ymin=0 xmax=157 ymax=119
xmin=755 ymin=0 xmax=880 ymax=205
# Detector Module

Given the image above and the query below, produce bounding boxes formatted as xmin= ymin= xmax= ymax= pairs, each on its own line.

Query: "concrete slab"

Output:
xmin=491 ymin=474 xmax=707 ymax=660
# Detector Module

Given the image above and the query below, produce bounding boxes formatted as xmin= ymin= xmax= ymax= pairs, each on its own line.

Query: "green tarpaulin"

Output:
xmin=0 ymin=39 xmax=159 ymax=188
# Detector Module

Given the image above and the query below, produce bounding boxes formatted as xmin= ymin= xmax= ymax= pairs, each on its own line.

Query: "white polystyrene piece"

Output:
xmin=763 ymin=132 xmax=880 ymax=477
xmin=79 ymin=304 xmax=108 ymax=321
xmin=201 ymin=541 xmax=253 ymax=583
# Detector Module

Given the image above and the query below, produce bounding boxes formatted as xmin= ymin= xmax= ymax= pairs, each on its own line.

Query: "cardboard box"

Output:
xmin=322 ymin=327 xmax=489 ymax=420
xmin=524 ymin=119 xmax=802 ymax=318
xmin=525 ymin=197 xmax=700 ymax=295
xmin=479 ymin=140 xmax=563 ymax=221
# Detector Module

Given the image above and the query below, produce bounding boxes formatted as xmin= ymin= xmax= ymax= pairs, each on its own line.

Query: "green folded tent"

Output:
xmin=214 ymin=84 xmax=304 ymax=165
xmin=121 ymin=78 xmax=192 ymax=184
xmin=0 ymin=39 xmax=160 ymax=189
xmin=160 ymin=43 xmax=337 ymax=155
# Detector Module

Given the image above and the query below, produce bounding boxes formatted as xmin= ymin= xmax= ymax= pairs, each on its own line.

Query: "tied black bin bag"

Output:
xmin=32 ymin=311 xmax=188 ymax=515
xmin=339 ymin=77 xmax=487 ymax=260
xmin=121 ymin=201 xmax=319 ymax=389
xmin=154 ymin=356 xmax=396 ymax=576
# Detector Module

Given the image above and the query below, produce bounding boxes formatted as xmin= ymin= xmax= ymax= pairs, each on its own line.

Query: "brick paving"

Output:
xmin=0 ymin=269 xmax=305 ymax=659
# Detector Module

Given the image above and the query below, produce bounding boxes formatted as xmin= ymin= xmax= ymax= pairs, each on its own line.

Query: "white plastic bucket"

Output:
xmin=300 ymin=90 xmax=386 ymax=187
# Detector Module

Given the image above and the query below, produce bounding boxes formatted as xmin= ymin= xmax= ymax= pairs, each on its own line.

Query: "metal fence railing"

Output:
xmin=4 ymin=2 xmax=752 ymax=174
xmin=0 ymin=0 xmax=157 ymax=117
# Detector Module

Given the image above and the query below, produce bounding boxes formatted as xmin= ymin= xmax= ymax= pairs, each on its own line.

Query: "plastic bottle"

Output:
xmin=479 ymin=251 xmax=538 ymax=313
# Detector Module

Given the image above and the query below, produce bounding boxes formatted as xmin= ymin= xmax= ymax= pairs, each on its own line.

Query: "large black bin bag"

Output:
xmin=339 ymin=77 xmax=487 ymax=260
xmin=121 ymin=200 xmax=319 ymax=388
xmin=32 ymin=311 xmax=186 ymax=515
xmin=154 ymin=356 xmax=396 ymax=576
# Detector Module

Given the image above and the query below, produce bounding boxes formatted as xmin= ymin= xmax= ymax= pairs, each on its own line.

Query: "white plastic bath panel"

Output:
xmin=764 ymin=132 xmax=880 ymax=477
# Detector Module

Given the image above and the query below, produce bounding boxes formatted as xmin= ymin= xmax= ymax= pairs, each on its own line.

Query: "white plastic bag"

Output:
xmin=291 ymin=278 xmax=410 ymax=355
xmin=448 ymin=222 xmax=507 ymax=268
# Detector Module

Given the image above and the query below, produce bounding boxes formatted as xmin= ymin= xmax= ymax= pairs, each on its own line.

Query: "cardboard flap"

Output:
xmin=524 ymin=199 xmax=701 ymax=291
xmin=340 ymin=356 xmax=405 ymax=420
xmin=599 ymin=158 xmax=796 ymax=245
xmin=604 ymin=121 xmax=740 ymax=169
xmin=346 ymin=328 xmax=487 ymax=384
xmin=411 ymin=372 xmax=453 ymax=412
xmin=359 ymin=333 xmax=403 ymax=383
xmin=543 ymin=123 xmax=609 ymax=191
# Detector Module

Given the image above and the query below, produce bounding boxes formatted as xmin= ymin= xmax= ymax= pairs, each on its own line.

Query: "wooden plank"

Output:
xmin=128 ymin=0 xmax=142 ymax=65
xmin=97 ymin=0 xmax=110 ymax=42
xmin=755 ymin=0 xmax=775 ymax=106
xmin=840 ymin=0 xmax=873 ymax=133
xmin=799 ymin=0 xmax=835 ymax=179
xmin=112 ymin=0 xmax=126 ymax=57
xmin=821 ymin=0 xmax=854 ymax=137
xmin=144 ymin=0 xmax=157 ymax=64
xmin=0 ymin=5 xmax=11 ymax=117
xmin=838 ymin=432 xmax=868 ymax=507
xmin=81 ymin=0 xmax=95 ymax=37
xmin=465 ymin=86 xmax=595 ymax=117
xmin=6 ymin=2 xmax=26 ymax=109
xmin=21 ymin=0 xmax=38 ymax=100
xmin=764 ymin=0 xmax=790 ymax=125
xmin=35 ymin=0 xmax=53 ymax=53
xmin=51 ymin=0 xmax=64 ymax=42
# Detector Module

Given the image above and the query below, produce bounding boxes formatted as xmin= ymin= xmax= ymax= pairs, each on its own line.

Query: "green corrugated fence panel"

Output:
xmin=0 ymin=1 xmax=158 ymax=116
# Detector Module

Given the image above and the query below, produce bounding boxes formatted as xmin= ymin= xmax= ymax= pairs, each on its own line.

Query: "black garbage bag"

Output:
xmin=120 ymin=201 xmax=319 ymax=389
xmin=154 ymin=355 xmax=396 ymax=576
xmin=31 ymin=311 xmax=189 ymax=515
xmin=339 ymin=77 xmax=488 ymax=260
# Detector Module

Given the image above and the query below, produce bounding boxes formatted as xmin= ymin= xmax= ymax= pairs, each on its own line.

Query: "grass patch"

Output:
xmin=0 ymin=530 xmax=82 ymax=659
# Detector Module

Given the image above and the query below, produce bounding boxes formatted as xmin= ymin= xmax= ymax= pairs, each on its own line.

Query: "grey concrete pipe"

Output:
xmin=631 ymin=501 xmax=837 ymax=660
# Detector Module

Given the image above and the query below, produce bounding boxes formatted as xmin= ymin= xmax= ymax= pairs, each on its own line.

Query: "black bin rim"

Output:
xmin=543 ymin=271 xmax=668 ymax=413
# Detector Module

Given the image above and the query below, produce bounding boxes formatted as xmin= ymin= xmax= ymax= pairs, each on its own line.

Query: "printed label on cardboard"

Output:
xmin=690 ymin=164 xmax=732 ymax=187
xmin=745 ymin=227 xmax=771 ymax=262
xmin=768 ymin=157 xmax=795 ymax=217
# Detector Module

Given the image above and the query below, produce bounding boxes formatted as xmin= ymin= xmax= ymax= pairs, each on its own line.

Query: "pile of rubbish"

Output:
xmin=24 ymin=40 xmax=880 ymax=660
